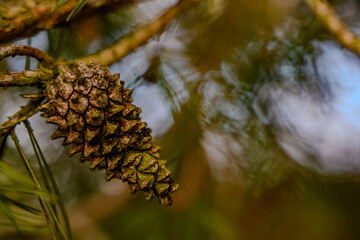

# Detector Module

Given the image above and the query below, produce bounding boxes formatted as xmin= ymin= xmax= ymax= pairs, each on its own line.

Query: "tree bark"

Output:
xmin=0 ymin=0 xmax=138 ymax=43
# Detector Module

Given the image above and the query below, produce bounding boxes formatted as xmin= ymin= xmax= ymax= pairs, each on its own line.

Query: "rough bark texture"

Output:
xmin=0 ymin=68 xmax=54 ymax=87
xmin=0 ymin=0 xmax=137 ymax=43
xmin=0 ymin=45 xmax=55 ymax=64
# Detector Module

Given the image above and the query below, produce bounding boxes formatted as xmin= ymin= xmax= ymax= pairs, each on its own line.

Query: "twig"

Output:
xmin=0 ymin=45 xmax=55 ymax=65
xmin=0 ymin=45 xmax=56 ymax=87
xmin=0 ymin=68 xmax=54 ymax=87
xmin=76 ymin=0 xmax=201 ymax=66
xmin=0 ymin=97 xmax=45 ymax=137
xmin=305 ymin=0 xmax=360 ymax=56
xmin=0 ymin=0 xmax=139 ymax=44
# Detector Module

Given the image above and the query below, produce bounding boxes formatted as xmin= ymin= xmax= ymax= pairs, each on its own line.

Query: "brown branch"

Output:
xmin=0 ymin=97 xmax=45 ymax=137
xmin=0 ymin=68 xmax=54 ymax=87
xmin=0 ymin=45 xmax=55 ymax=65
xmin=0 ymin=45 xmax=56 ymax=87
xmin=75 ymin=0 xmax=201 ymax=66
xmin=0 ymin=0 xmax=138 ymax=44
xmin=305 ymin=0 xmax=360 ymax=56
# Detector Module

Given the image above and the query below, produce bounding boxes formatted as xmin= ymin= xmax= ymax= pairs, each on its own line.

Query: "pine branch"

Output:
xmin=75 ymin=0 xmax=202 ymax=66
xmin=0 ymin=45 xmax=55 ymax=133
xmin=305 ymin=0 xmax=360 ymax=56
xmin=0 ymin=97 xmax=45 ymax=137
xmin=0 ymin=68 xmax=54 ymax=87
xmin=0 ymin=0 xmax=138 ymax=44
xmin=0 ymin=45 xmax=55 ymax=65
xmin=0 ymin=45 xmax=56 ymax=86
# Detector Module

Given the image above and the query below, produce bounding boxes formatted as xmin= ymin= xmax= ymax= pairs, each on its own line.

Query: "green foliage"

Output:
xmin=24 ymin=121 xmax=73 ymax=239
xmin=0 ymin=126 xmax=72 ymax=239
xmin=54 ymin=0 xmax=88 ymax=21
xmin=67 ymin=0 xmax=88 ymax=21
xmin=0 ymin=160 xmax=46 ymax=234
xmin=9 ymin=129 xmax=70 ymax=239
xmin=53 ymin=0 xmax=70 ymax=10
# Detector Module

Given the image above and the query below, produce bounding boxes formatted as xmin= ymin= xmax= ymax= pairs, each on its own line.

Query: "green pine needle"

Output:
xmin=0 ymin=195 xmax=21 ymax=234
xmin=53 ymin=0 xmax=88 ymax=21
xmin=10 ymin=130 xmax=68 ymax=240
xmin=67 ymin=0 xmax=88 ymax=21
xmin=53 ymin=0 xmax=70 ymax=11
xmin=1 ymin=195 xmax=41 ymax=215
xmin=0 ymin=161 xmax=44 ymax=235
xmin=24 ymin=120 xmax=73 ymax=240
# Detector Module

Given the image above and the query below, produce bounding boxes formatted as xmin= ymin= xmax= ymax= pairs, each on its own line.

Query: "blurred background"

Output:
xmin=2 ymin=0 xmax=360 ymax=239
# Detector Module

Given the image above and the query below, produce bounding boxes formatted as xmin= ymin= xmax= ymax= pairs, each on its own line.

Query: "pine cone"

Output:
xmin=39 ymin=62 xmax=179 ymax=206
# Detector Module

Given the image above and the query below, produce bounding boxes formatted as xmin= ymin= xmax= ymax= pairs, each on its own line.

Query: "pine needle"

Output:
xmin=24 ymin=120 xmax=73 ymax=240
xmin=10 ymin=130 xmax=68 ymax=240
xmin=0 ymin=195 xmax=21 ymax=234
xmin=67 ymin=0 xmax=88 ymax=21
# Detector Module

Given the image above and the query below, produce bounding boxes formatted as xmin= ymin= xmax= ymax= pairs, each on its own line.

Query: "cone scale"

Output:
xmin=40 ymin=62 xmax=178 ymax=206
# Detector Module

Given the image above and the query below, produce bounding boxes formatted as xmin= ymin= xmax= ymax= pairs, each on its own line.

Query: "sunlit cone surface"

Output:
xmin=39 ymin=62 xmax=179 ymax=206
